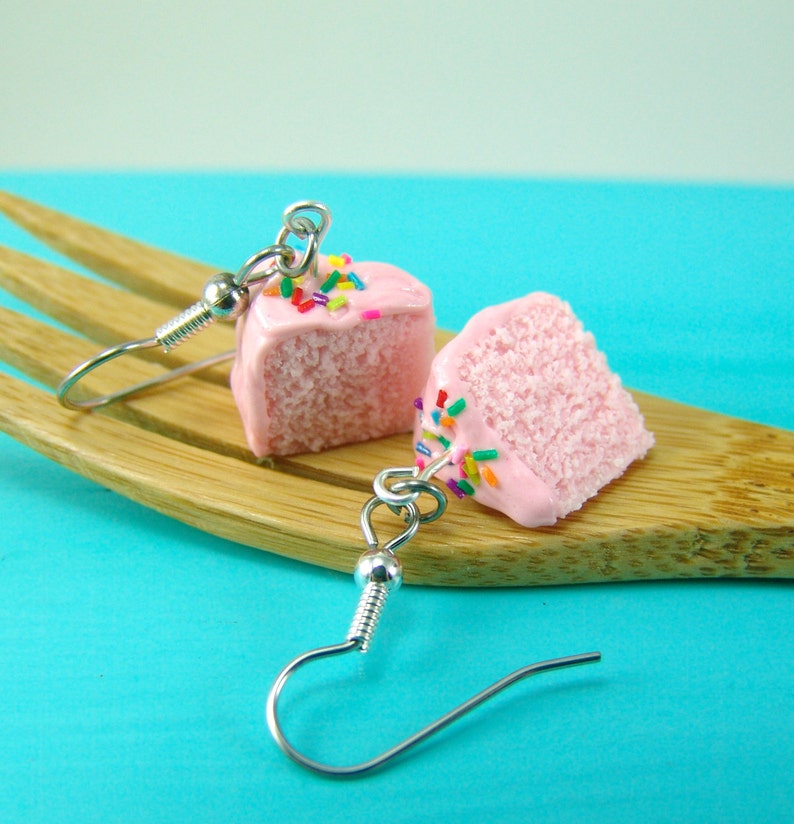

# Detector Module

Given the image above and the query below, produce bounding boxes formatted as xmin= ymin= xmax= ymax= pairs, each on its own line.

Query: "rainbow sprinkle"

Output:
xmin=463 ymin=454 xmax=479 ymax=478
xmin=347 ymin=272 xmax=365 ymax=290
xmin=457 ymin=479 xmax=476 ymax=496
xmin=481 ymin=465 xmax=499 ymax=487
xmin=472 ymin=449 xmax=499 ymax=461
xmin=412 ymin=386 xmax=502 ymax=504
xmin=320 ymin=270 xmax=342 ymax=293
xmin=263 ymin=253 xmax=376 ymax=318
xmin=447 ymin=397 xmax=466 ymax=416
xmin=326 ymin=295 xmax=347 ymax=312
xmin=450 ymin=444 xmax=467 ymax=464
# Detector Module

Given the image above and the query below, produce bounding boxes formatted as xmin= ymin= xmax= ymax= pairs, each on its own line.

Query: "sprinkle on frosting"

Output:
xmin=348 ymin=272 xmax=365 ymax=290
xmin=326 ymin=295 xmax=347 ymax=312
xmin=447 ymin=397 xmax=466 ymax=416
xmin=480 ymin=465 xmax=499 ymax=487
xmin=472 ymin=448 xmax=498 ymax=461
xmin=450 ymin=444 xmax=467 ymax=464
xmin=463 ymin=454 xmax=480 ymax=482
xmin=265 ymin=254 xmax=374 ymax=318
xmin=320 ymin=270 xmax=342 ymax=293
xmin=446 ymin=478 xmax=466 ymax=499
xmin=414 ymin=387 xmax=501 ymax=504
xmin=457 ymin=478 xmax=476 ymax=496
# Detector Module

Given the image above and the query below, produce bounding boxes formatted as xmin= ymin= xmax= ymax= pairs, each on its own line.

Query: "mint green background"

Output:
xmin=1 ymin=174 xmax=792 ymax=823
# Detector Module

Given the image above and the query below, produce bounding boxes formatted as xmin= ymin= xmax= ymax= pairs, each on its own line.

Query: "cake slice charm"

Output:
xmin=231 ymin=254 xmax=434 ymax=456
xmin=413 ymin=292 xmax=654 ymax=527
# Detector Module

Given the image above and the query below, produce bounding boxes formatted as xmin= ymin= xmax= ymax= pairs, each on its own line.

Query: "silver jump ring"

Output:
xmin=372 ymin=466 xmax=419 ymax=507
xmin=388 ymin=479 xmax=447 ymax=525
xmin=359 ymin=497 xmax=422 ymax=553
xmin=372 ymin=449 xmax=452 ymax=510
xmin=233 ymin=243 xmax=295 ymax=287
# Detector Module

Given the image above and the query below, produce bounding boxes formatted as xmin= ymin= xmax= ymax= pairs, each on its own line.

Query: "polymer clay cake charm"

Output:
xmin=231 ymin=254 xmax=434 ymax=457
xmin=57 ymin=200 xmax=435 ymax=454
xmin=413 ymin=292 xmax=654 ymax=527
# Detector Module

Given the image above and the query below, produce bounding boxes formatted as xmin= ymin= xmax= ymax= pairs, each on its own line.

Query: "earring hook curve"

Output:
xmin=266 ymin=640 xmax=601 ymax=777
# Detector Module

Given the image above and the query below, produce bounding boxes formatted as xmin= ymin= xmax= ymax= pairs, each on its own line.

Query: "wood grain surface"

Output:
xmin=0 ymin=189 xmax=792 ymax=586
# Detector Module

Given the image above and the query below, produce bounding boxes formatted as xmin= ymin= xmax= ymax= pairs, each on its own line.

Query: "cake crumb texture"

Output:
xmin=262 ymin=315 xmax=426 ymax=455
xmin=457 ymin=294 xmax=653 ymax=517
xmin=413 ymin=291 xmax=654 ymax=527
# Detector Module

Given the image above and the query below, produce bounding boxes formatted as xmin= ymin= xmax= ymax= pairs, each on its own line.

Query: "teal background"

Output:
xmin=0 ymin=174 xmax=792 ymax=823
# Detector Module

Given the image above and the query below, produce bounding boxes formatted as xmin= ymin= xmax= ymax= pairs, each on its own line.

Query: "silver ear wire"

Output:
xmin=266 ymin=454 xmax=602 ymax=776
xmin=56 ymin=201 xmax=331 ymax=410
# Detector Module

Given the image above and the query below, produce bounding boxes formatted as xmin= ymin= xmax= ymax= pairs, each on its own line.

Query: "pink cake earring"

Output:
xmin=55 ymin=200 xmax=653 ymax=775
xmin=57 ymin=201 xmax=436 ymax=461
xmin=266 ymin=283 xmax=655 ymax=775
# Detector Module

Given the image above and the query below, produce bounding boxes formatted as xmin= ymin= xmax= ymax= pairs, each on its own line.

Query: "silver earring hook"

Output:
xmin=267 ymin=640 xmax=601 ymax=777
xmin=56 ymin=201 xmax=332 ymax=410
xmin=266 ymin=459 xmax=602 ymax=776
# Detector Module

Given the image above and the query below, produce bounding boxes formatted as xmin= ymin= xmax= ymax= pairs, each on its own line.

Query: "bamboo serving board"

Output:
xmin=0 ymin=189 xmax=792 ymax=586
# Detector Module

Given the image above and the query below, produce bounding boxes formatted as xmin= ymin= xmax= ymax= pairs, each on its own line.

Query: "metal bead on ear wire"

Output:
xmin=266 ymin=454 xmax=602 ymax=776
xmin=349 ymin=548 xmax=402 ymax=653
xmin=155 ymin=272 xmax=250 ymax=351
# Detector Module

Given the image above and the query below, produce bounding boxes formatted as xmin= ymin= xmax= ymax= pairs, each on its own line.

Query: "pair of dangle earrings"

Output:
xmin=57 ymin=200 xmax=601 ymax=776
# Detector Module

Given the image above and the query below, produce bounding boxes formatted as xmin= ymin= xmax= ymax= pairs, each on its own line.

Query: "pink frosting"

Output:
xmin=414 ymin=292 xmax=654 ymax=527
